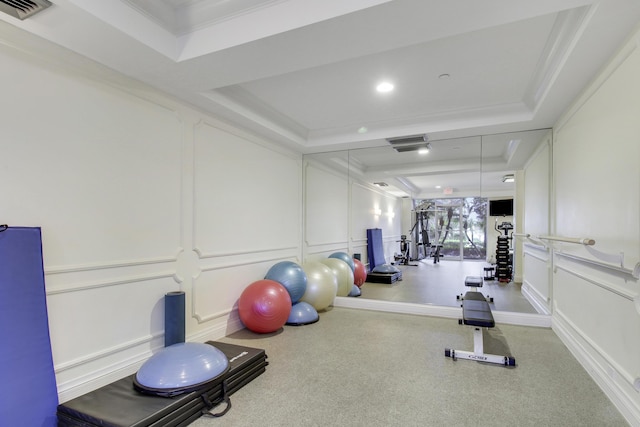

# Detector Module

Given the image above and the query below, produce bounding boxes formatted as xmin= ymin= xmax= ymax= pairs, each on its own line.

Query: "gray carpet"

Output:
xmin=191 ymin=307 xmax=627 ymax=426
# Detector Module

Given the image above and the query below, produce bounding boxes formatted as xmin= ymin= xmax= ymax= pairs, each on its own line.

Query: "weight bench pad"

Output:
xmin=462 ymin=292 xmax=494 ymax=328
xmin=464 ymin=276 xmax=483 ymax=287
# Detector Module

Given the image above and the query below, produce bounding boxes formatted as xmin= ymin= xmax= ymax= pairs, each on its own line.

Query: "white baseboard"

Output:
xmin=333 ymin=297 xmax=551 ymax=327
xmin=522 ymin=281 xmax=551 ymax=315
xmin=553 ymin=310 xmax=640 ymax=426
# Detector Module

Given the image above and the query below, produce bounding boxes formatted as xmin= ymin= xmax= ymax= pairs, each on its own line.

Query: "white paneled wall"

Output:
xmin=0 ymin=42 xmax=301 ymax=401
xmin=549 ymin=28 xmax=640 ymax=424
xmin=302 ymin=157 xmax=402 ymax=267
xmin=303 ymin=160 xmax=349 ymax=260
xmin=350 ymin=182 xmax=402 ymax=265
xmin=521 ymin=135 xmax=552 ymax=313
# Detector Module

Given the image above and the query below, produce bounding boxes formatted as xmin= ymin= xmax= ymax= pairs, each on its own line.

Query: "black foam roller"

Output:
xmin=165 ymin=291 xmax=185 ymax=347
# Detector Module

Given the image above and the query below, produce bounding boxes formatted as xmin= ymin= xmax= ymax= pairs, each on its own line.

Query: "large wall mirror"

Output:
xmin=302 ymin=128 xmax=551 ymax=317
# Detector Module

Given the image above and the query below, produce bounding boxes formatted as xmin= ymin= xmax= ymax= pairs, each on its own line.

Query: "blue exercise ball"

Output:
xmin=135 ymin=342 xmax=229 ymax=394
xmin=329 ymin=252 xmax=355 ymax=272
xmin=286 ymin=301 xmax=319 ymax=325
xmin=265 ymin=261 xmax=307 ymax=304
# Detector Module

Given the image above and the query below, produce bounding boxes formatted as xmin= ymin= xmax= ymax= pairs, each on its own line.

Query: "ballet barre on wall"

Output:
xmin=515 ymin=233 xmax=639 ymax=279
xmin=512 ymin=233 xmax=595 ymax=246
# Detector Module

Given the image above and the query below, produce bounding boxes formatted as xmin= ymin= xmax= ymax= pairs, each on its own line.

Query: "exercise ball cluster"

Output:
xmin=239 ymin=261 xmax=319 ymax=333
xmin=238 ymin=253 xmax=364 ymax=333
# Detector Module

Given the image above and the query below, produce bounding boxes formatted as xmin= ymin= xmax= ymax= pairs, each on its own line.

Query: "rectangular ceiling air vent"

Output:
xmin=386 ymin=134 xmax=430 ymax=153
xmin=0 ymin=0 xmax=52 ymax=20
xmin=386 ymin=135 xmax=428 ymax=146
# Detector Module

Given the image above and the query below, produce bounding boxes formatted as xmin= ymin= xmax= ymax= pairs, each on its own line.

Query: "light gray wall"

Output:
xmin=302 ymin=156 xmax=402 ymax=266
xmin=521 ymin=134 xmax=552 ymax=313
xmin=0 ymin=40 xmax=302 ymax=402
xmin=524 ymin=26 xmax=640 ymax=423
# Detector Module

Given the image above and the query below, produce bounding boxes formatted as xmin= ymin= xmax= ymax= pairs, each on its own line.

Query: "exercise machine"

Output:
xmin=394 ymin=235 xmax=418 ymax=266
xmin=409 ymin=201 xmax=446 ymax=264
xmin=495 ymin=220 xmax=513 ymax=282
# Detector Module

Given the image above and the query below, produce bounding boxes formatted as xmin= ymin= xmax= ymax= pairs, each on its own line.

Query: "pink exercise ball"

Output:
xmin=238 ymin=279 xmax=292 ymax=334
xmin=353 ymin=259 xmax=367 ymax=287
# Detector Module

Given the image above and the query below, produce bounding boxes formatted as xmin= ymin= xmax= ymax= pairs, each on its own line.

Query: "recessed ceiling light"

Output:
xmin=502 ymin=174 xmax=515 ymax=183
xmin=435 ymin=185 xmax=441 ymax=189
xmin=376 ymin=81 xmax=394 ymax=93
xmin=357 ymin=126 xmax=368 ymax=134
xmin=438 ymin=73 xmax=450 ymax=79
xmin=417 ymin=143 xmax=432 ymax=155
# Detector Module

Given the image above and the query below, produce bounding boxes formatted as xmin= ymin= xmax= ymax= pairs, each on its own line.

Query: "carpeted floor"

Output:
xmin=191 ymin=307 xmax=627 ymax=426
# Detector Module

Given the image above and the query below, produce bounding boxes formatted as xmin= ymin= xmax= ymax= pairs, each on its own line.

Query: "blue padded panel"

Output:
xmin=366 ymin=228 xmax=385 ymax=270
xmin=0 ymin=227 xmax=58 ymax=426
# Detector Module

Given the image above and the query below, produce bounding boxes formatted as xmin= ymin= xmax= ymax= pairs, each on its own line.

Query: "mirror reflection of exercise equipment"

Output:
xmin=394 ymin=235 xmax=418 ymax=266
xmin=408 ymin=199 xmax=486 ymax=264
xmin=494 ymin=220 xmax=514 ymax=282
xmin=409 ymin=201 xmax=444 ymax=264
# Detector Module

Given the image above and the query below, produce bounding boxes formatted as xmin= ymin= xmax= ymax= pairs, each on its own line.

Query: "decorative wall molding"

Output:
xmin=45 ymin=255 xmax=178 ymax=275
xmin=57 ymin=314 xmax=241 ymax=403
xmin=522 ymin=281 xmax=551 ymax=315
xmin=198 ymin=252 xmax=299 ymax=272
xmin=46 ymin=271 xmax=176 ymax=295
xmin=195 ymin=245 xmax=298 ymax=260
xmin=523 ymin=241 xmax=548 ymax=253
xmin=189 ymin=312 xmax=244 ymax=342
xmin=554 ymin=263 xmax=636 ymax=302
xmin=553 ymin=308 xmax=640 ymax=425
xmin=556 ymin=251 xmax=639 ymax=280
xmin=304 ymin=241 xmax=349 ymax=249
xmin=193 ymin=307 xmax=233 ymax=324
xmin=55 ymin=332 xmax=162 ymax=374
xmin=55 ymin=332 xmax=163 ymax=402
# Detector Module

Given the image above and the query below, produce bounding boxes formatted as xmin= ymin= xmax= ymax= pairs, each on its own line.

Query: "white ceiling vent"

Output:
xmin=0 ymin=0 xmax=51 ymax=20
xmin=387 ymin=134 xmax=430 ymax=153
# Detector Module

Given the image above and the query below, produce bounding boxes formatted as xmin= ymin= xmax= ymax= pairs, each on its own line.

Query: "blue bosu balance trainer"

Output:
xmin=57 ymin=341 xmax=268 ymax=426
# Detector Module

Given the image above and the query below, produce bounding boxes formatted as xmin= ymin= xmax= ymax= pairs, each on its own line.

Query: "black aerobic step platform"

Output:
xmin=57 ymin=341 xmax=267 ymax=427
xmin=365 ymin=270 xmax=403 ymax=284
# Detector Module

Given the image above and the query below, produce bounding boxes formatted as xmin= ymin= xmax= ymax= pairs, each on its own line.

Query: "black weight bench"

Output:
xmin=445 ymin=291 xmax=515 ymax=366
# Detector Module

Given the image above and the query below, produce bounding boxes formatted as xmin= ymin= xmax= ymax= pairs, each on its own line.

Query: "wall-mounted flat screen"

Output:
xmin=489 ymin=199 xmax=513 ymax=216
